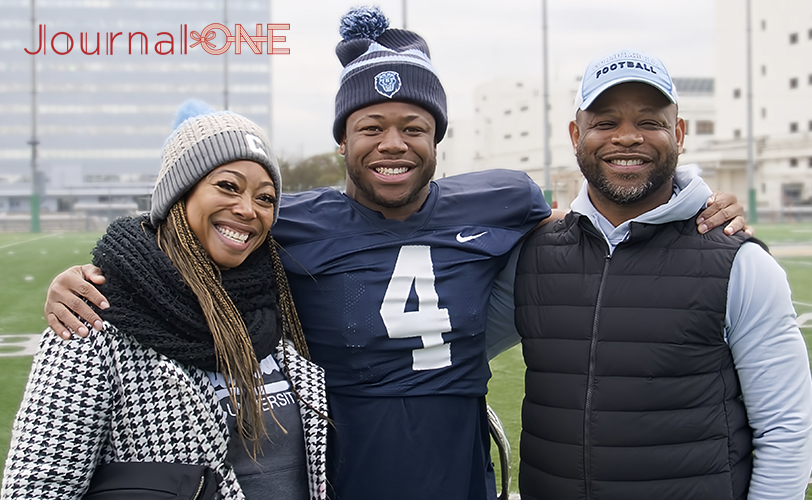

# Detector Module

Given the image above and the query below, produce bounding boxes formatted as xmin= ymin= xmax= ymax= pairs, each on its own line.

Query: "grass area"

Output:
xmin=748 ymin=222 xmax=812 ymax=245
xmin=1 ymin=226 xmax=811 ymax=495
xmin=0 ymin=232 xmax=101 ymax=334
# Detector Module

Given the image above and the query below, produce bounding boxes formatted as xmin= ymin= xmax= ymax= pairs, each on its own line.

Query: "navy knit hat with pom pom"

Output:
xmin=333 ymin=6 xmax=448 ymax=143
xmin=151 ymin=100 xmax=281 ymax=226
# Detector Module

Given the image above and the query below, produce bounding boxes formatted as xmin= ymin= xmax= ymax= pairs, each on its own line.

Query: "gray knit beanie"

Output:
xmin=333 ymin=6 xmax=448 ymax=144
xmin=151 ymin=101 xmax=281 ymax=226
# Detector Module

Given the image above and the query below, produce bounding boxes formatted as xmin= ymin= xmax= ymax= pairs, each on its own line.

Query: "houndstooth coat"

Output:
xmin=1 ymin=325 xmax=328 ymax=500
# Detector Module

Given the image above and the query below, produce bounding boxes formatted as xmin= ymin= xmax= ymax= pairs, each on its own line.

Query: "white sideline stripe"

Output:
xmin=0 ymin=233 xmax=61 ymax=250
xmin=0 ymin=334 xmax=41 ymax=357
xmin=797 ymin=313 xmax=812 ymax=329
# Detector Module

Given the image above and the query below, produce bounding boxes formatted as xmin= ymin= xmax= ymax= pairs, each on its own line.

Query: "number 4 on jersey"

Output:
xmin=380 ymin=245 xmax=452 ymax=371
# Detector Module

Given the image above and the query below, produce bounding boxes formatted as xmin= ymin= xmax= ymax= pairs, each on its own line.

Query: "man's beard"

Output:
xmin=576 ymin=143 xmax=679 ymax=205
xmin=347 ymin=158 xmax=436 ymax=209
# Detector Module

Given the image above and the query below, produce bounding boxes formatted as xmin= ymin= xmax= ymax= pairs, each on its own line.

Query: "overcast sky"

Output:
xmin=269 ymin=0 xmax=717 ymax=158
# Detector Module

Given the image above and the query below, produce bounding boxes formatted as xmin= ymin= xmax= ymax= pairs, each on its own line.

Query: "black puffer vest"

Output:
xmin=515 ymin=212 xmax=754 ymax=500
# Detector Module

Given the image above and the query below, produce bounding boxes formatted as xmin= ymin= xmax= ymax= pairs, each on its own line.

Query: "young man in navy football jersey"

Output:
xmin=43 ymin=7 xmax=746 ymax=500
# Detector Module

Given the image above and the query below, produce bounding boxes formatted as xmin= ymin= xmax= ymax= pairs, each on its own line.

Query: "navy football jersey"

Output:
xmin=273 ymin=169 xmax=549 ymax=499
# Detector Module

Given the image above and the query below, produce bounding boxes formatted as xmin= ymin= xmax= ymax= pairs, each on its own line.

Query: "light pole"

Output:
xmin=541 ymin=0 xmax=553 ymax=206
xmin=402 ymin=0 xmax=407 ymax=29
xmin=29 ymin=0 xmax=40 ymax=233
xmin=745 ymin=0 xmax=757 ymax=222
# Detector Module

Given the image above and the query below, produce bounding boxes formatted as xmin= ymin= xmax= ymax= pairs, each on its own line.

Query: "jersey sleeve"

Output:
xmin=435 ymin=169 xmax=550 ymax=236
xmin=485 ymin=242 xmax=523 ymax=359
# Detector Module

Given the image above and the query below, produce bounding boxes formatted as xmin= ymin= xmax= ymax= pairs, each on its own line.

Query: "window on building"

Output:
xmin=783 ymin=183 xmax=803 ymax=204
xmin=57 ymin=198 xmax=74 ymax=212
xmin=516 ymin=82 xmax=523 ymax=88
xmin=809 ymin=120 xmax=812 ymax=131
xmin=761 ymin=20 xmax=766 ymax=30
xmin=135 ymin=196 xmax=151 ymax=212
xmin=790 ymin=33 xmax=799 ymax=44
xmin=808 ymin=157 xmax=812 ymax=168
xmin=761 ymin=65 xmax=766 ymax=76
xmin=761 ymin=183 xmax=767 ymax=194
xmin=504 ymin=134 xmax=512 ymax=139
xmin=520 ymin=157 xmax=529 ymax=162
xmin=733 ymin=88 xmax=741 ymax=99
xmin=442 ymin=152 xmax=446 ymax=161
xmin=761 ymin=108 xmax=767 ymax=119
xmin=684 ymin=120 xmax=690 ymax=134
xmin=809 ymin=28 xmax=812 ymax=39
xmin=520 ymin=106 xmax=529 ymax=112
xmin=448 ymin=128 xmax=454 ymax=139
xmin=790 ymin=77 xmax=798 ymax=89
xmin=520 ymin=131 xmax=529 ymax=137
xmin=808 ymin=74 xmax=812 ymax=85
xmin=790 ymin=158 xmax=799 ymax=167
xmin=696 ymin=120 xmax=715 ymax=135
xmin=504 ymin=109 xmax=512 ymax=115
xmin=790 ymin=122 xmax=799 ymax=133
xmin=733 ymin=129 xmax=741 ymax=138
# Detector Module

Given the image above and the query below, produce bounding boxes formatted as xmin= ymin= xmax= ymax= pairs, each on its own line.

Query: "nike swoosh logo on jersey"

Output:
xmin=456 ymin=231 xmax=488 ymax=243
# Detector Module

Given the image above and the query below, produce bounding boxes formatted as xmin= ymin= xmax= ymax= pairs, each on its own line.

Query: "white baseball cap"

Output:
xmin=574 ymin=50 xmax=679 ymax=115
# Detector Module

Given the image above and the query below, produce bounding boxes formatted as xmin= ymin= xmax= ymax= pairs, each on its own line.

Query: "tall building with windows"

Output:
xmin=0 ymin=0 xmax=275 ymax=228
xmin=684 ymin=0 xmax=812 ymax=215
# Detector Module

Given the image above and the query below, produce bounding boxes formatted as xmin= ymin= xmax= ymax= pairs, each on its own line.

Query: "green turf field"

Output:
xmin=1 ymin=226 xmax=811 ymax=495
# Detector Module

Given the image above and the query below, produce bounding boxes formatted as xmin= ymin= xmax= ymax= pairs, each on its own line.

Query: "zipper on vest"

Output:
xmin=192 ymin=475 xmax=206 ymax=500
xmin=584 ymin=253 xmax=611 ymax=500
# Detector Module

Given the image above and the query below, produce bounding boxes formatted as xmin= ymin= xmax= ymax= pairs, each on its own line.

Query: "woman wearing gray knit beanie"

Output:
xmin=2 ymin=101 xmax=328 ymax=500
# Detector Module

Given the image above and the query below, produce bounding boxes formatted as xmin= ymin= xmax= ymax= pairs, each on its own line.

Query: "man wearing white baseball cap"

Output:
xmin=514 ymin=50 xmax=812 ymax=500
xmin=574 ymin=50 xmax=678 ymax=113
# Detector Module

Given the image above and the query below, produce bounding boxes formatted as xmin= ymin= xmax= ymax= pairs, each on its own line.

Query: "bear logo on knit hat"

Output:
xmin=374 ymin=71 xmax=402 ymax=98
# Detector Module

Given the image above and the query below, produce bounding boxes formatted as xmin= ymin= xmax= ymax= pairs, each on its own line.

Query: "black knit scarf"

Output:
xmin=91 ymin=215 xmax=279 ymax=372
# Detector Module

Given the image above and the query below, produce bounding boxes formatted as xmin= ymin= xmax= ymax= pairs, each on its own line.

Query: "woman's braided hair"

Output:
xmin=156 ymin=200 xmax=312 ymax=457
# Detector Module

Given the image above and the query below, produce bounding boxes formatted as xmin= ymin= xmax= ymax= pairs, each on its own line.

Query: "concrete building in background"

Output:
xmin=437 ymin=76 xmax=580 ymax=208
xmin=0 ymin=0 xmax=274 ymax=230
xmin=685 ymin=0 xmax=812 ymax=218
